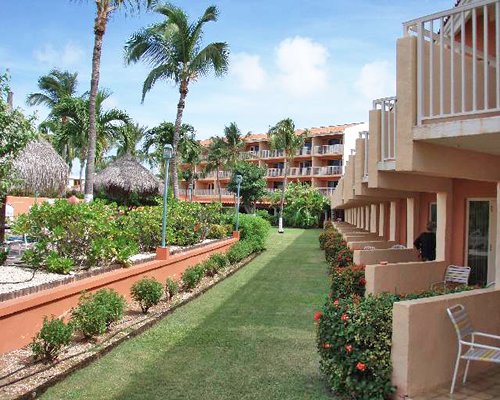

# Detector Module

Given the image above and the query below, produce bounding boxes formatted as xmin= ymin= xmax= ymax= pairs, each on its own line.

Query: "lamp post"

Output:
xmin=235 ymin=174 xmax=242 ymax=231
xmin=161 ymin=144 xmax=174 ymax=248
xmin=188 ymin=182 xmax=193 ymax=202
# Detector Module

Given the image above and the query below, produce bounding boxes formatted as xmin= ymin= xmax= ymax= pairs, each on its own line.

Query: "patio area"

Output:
xmin=409 ymin=367 xmax=500 ymax=400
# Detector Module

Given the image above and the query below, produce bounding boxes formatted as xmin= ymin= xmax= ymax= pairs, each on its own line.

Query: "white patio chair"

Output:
xmin=391 ymin=244 xmax=406 ymax=249
xmin=363 ymin=246 xmax=375 ymax=250
xmin=431 ymin=265 xmax=471 ymax=290
xmin=446 ymin=304 xmax=500 ymax=394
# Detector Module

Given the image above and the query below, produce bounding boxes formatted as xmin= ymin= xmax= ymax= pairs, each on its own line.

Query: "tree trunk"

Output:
xmin=216 ymin=167 xmax=222 ymax=204
xmin=84 ymin=7 xmax=108 ymax=203
xmin=279 ymin=158 xmax=288 ymax=233
xmin=0 ymin=195 xmax=6 ymax=244
xmin=79 ymin=161 xmax=85 ymax=193
xmin=172 ymin=80 xmax=189 ymax=199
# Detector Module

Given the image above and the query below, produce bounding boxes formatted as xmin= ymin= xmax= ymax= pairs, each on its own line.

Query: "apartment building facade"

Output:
xmin=331 ymin=0 xmax=499 ymax=398
xmin=179 ymin=123 xmax=361 ymax=204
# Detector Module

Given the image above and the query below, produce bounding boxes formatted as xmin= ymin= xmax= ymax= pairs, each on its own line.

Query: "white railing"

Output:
xmin=404 ymin=0 xmax=500 ymax=124
xmin=296 ymin=147 xmax=312 ymax=156
xmin=260 ymin=149 xmax=284 ymax=159
xmin=194 ymin=188 xmax=233 ymax=197
xmin=313 ymin=144 xmax=344 ymax=155
xmin=288 ymin=167 xmax=312 ymax=176
xmin=239 ymin=151 xmax=259 ymax=160
xmin=317 ymin=187 xmax=337 ymax=197
xmin=312 ymin=166 xmax=342 ymax=176
xmin=199 ymin=170 xmax=232 ymax=179
xmin=373 ymin=96 xmax=397 ymax=161
xmin=266 ymin=168 xmax=284 ymax=177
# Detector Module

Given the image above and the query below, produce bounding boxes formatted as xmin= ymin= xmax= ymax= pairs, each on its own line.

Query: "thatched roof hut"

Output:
xmin=94 ymin=155 xmax=160 ymax=203
xmin=12 ymin=139 xmax=69 ymax=196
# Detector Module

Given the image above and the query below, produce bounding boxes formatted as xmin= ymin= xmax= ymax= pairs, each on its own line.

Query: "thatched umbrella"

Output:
xmin=94 ymin=154 xmax=160 ymax=204
xmin=11 ymin=138 xmax=69 ymax=196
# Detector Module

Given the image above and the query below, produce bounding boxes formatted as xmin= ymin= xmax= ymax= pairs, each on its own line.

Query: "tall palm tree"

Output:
xmin=26 ymin=69 xmax=78 ymax=109
xmin=180 ymin=138 xmax=201 ymax=201
xmin=205 ymin=137 xmax=227 ymax=204
xmin=83 ymin=0 xmax=155 ymax=203
xmin=223 ymin=122 xmax=246 ymax=166
xmin=115 ymin=122 xmax=147 ymax=158
xmin=124 ymin=3 xmax=229 ymax=199
xmin=267 ymin=118 xmax=307 ymax=233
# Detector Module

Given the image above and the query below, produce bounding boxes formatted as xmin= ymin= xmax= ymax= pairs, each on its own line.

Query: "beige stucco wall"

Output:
xmin=348 ymin=240 xmax=397 ymax=250
xmin=365 ymin=261 xmax=447 ymax=295
xmin=353 ymin=248 xmax=419 ymax=266
xmin=392 ymin=289 xmax=500 ymax=398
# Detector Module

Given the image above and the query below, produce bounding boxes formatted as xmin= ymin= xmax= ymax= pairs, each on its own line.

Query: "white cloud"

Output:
xmin=355 ymin=60 xmax=395 ymax=100
xmin=275 ymin=36 xmax=329 ymax=98
xmin=230 ymin=53 xmax=267 ymax=91
xmin=34 ymin=42 xmax=84 ymax=67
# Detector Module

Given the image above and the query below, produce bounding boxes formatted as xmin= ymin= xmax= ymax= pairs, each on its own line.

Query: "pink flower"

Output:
xmin=356 ymin=362 xmax=366 ymax=371
xmin=314 ymin=311 xmax=323 ymax=321
xmin=341 ymin=313 xmax=349 ymax=322
xmin=333 ymin=299 xmax=340 ymax=306
xmin=345 ymin=344 xmax=353 ymax=353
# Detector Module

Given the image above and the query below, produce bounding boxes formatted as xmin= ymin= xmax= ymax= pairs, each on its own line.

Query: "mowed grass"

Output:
xmin=41 ymin=229 xmax=333 ymax=400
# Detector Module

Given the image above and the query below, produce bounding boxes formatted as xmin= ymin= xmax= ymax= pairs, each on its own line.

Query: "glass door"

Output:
xmin=466 ymin=200 xmax=494 ymax=286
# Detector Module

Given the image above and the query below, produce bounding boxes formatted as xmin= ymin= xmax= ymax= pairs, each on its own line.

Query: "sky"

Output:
xmin=1 ymin=0 xmax=454 ymax=145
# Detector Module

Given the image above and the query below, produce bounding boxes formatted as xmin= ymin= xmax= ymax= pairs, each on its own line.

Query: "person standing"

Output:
xmin=414 ymin=221 xmax=436 ymax=261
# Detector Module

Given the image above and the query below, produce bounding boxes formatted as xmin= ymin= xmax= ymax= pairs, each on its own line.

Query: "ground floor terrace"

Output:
xmin=333 ymin=220 xmax=500 ymax=399
xmin=36 ymin=229 xmax=333 ymax=400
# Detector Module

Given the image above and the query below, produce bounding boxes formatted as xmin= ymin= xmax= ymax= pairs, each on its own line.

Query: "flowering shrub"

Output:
xmin=319 ymin=229 xmax=342 ymax=250
xmin=331 ymin=247 xmax=354 ymax=269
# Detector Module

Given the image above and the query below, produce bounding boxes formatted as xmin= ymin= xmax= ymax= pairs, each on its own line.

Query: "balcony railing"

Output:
xmin=260 ymin=149 xmax=284 ymax=159
xmin=312 ymin=166 xmax=342 ymax=176
xmin=266 ymin=168 xmax=284 ymax=177
xmin=239 ymin=151 xmax=259 ymax=160
xmin=317 ymin=187 xmax=337 ymax=197
xmin=404 ymin=0 xmax=500 ymax=124
xmin=313 ymin=144 xmax=344 ymax=155
xmin=289 ymin=167 xmax=312 ymax=176
xmin=373 ymin=97 xmax=397 ymax=161
xmin=296 ymin=147 xmax=312 ymax=156
xmin=199 ymin=170 xmax=232 ymax=179
xmin=194 ymin=188 xmax=233 ymax=197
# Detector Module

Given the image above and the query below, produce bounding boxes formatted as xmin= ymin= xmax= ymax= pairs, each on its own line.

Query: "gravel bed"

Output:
xmin=0 ymin=238 xmax=224 ymax=301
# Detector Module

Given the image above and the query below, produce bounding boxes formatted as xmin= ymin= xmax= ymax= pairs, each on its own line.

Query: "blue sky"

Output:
xmin=2 ymin=0 xmax=453 ymax=142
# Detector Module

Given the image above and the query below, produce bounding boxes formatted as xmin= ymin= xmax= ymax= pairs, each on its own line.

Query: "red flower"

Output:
xmin=323 ymin=343 xmax=332 ymax=349
xmin=341 ymin=313 xmax=349 ymax=321
xmin=314 ymin=311 xmax=323 ymax=321
xmin=359 ymin=277 xmax=366 ymax=286
xmin=345 ymin=344 xmax=353 ymax=353
xmin=333 ymin=299 xmax=340 ymax=306
xmin=356 ymin=362 xmax=366 ymax=371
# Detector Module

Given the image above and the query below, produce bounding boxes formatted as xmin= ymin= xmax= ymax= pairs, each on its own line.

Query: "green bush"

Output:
xmin=71 ymin=292 xmax=109 ymax=339
xmin=319 ymin=229 xmax=342 ymax=250
xmin=119 ymin=206 xmax=162 ymax=251
xmin=324 ymin=237 xmax=349 ymax=265
xmin=13 ymin=200 xmax=138 ymax=272
xmin=209 ymin=253 xmax=228 ymax=270
xmin=227 ymin=241 xmax=254 ymax=264
xmin=0 ymin=247 xmax=9 ymax=266
xmin=255 ymin=209 xmax=274 ymax=224
xmin=324 ymin=221 xmax=334 ymax=230
xmin=165 ymin=278 xmax=179 ymax=301
xmin=207 ymin=224 xmax=229 ymax=239
xmin=282 ymin=182 xmax=328 ymax=228
xmin=182 ymin=265 xmax=205 ymax=290
xmin=330 ymin=265 xmax=366 ymax=299
xmin=201 ymin=258 xmax=219 ymax=277
xmin=237 ymin=214 xmax=270 ymax=251
xmin=31 ymin=316 xmax=74 ymax=362
xmin=91 ymin=289 xmax=126 ymax=327
xmin=330 ymin=247 xmax=354 ymax=269
xmin=131 ymin=277 xmax=164 ymax=313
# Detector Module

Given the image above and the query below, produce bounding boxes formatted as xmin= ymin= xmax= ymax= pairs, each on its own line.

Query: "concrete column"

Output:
xmin=358 ymin=207 xmax=362 ymax=228
xmin=496 ymin=183 xmax=500 ymax=289
xmin=370 ymin=204 xmax=377 ymax=233
xmin=378 ymin=203 xmax=385 ymax=237
xmin=390 ymin=201 xmax=397 ymax=241
xmin=406 ymin=198 xmax=415 ymax=248
xmin=436 ymin=192 xmax=447 ymax=261
xmin=365 ymin=206 xmax=370 ymax=231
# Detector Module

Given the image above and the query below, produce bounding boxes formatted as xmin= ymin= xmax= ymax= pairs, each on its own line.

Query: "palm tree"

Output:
xmin=223 ymin=122 xmax=246 ymax=166
xmin=267 ymin=118 xmax=307 ymax=233
xmin=26 ymin=69 xmax=78 ymax=109
xmin=180 ymin=138 xmax=201 ymax=200
xmin=124 ymin=3 xmax=229 ymax=199
xmin=115 ymin=122 xmax=147 ymax=158
xmin=50 ymin=90 xmax=130 ymax=186
xmin=205 ymin=137 xmax=227 ymax=203
xmin=83 ymin=0 xmax=155 ymax=203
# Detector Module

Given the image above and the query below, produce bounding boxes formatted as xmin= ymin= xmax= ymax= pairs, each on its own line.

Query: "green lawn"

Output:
xmin=42 ymin=229 xmax=332 ymax=400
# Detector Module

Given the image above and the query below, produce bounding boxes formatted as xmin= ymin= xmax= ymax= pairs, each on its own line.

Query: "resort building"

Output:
xmin=179 ymin=123 xmax=363 ymax=204
xmin=331 ymin=0 xmax=500 ymax=398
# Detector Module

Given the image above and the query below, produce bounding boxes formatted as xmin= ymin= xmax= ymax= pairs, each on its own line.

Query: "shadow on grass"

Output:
xmin=43 ymin=229 xmax=333 ymax=400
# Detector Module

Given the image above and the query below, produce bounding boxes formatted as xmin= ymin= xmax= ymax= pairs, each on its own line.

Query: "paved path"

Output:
xmin=42 ymin=229 xmax=333 ymax=400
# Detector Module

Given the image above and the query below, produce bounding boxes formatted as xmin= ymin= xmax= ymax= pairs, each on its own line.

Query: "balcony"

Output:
xmin=194 ymin=188 xmax=233 ymax=197
xmin=288 ymin=167 xmax=312 ymax=177
xmin=313 ymin=144 xmax=343 ymax=156
xmin=260 ymin=149 xmax=284 ymax=159
xmin=296 ymin=147 xmax=312 ymax=156
xmin=266 ymin=168 xmax=284 ymax=177
xmin=373 ymin=96 xmax=397 ymax=168
xmin=317 ymin=187 xmax=336 ymax=197
xmin=239 ymin=151 xmax=259 ymax=160
xmin=198 ymin=170 xmax=232 ymax=180
xmin=312 ymin=166 xmax=342 ymax=176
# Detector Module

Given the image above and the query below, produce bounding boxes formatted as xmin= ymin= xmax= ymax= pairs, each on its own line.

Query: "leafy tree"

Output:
xmin=0 ymin=73 xmax=37 ymax=242
xmin=223 ymin=122 xmax=246 ymax=166
xmin=267 ymin=118 xmax=307 ymax=233
xmin=124 ymin=3 xmax=229 ymax=199
xmin=282 ymin=182 xmax=327 ymax=228
xmin=204 ymin=137 xmax=227 ymax=204
xmin=227 ymin=161 xmax=267 ymax=213
xmin=83 ymin=0 xmax=156 ymax=203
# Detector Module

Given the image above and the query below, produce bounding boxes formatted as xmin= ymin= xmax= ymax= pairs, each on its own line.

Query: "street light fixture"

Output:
xmin=235 ymin=174 xmax=243 ymax=231
xmin=161 ymin=144 xmax=174 ymax=248
xmin=188 ymin=182 xmax=193 ymax=202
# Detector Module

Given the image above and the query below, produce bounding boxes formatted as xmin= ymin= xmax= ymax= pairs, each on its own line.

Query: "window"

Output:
xmin=328 ymin=159 xmax=342 ymax=166
xmin=328 ymin=138 xmax=341 ymax=145
xmin=429 ymin=202 xmax=437 ymax=224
